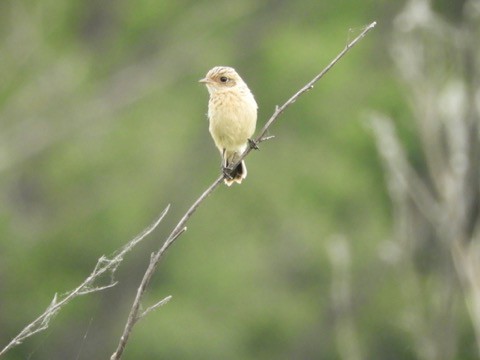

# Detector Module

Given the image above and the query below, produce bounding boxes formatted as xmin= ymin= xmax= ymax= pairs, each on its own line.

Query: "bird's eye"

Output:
xmin=220 ymin=76 xmax=228 ymax=83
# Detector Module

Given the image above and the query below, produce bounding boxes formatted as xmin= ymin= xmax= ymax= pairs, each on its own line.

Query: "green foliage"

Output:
xmin=1 ymin=0 xmax=477 ymax=359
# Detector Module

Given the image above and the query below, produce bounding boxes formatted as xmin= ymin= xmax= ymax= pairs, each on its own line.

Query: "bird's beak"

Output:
xmin=198 ymin=77 xmax=210 ymax=84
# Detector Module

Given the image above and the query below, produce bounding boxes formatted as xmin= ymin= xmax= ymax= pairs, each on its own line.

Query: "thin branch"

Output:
xmin=232 ymin=21 xmax=378 ymax=168
xmin=139 ymin=295 xmax=173 ymax=320
xmin=110 ymin=176 xmax=223 ymax=360
xmin=0 ymin=205 xmax=170 ymax=358
xmin=110 ymin=21 xmax=377 ymax=360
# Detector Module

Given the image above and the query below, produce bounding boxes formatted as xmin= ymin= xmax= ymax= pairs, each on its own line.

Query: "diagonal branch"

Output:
xmin=110 ymin=21 xmax=377 ymax=360
xmin=0 ymin=205 xmax=170 ymax=358
xmin=369 ymin=113 xmax=443 ymax=226
xmin=232 ymin=21 xmax=378 ymax=168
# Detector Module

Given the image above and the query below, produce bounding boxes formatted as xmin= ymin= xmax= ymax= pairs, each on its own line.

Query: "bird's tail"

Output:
xmin=224 ymin=160 xmax=247 ymax=186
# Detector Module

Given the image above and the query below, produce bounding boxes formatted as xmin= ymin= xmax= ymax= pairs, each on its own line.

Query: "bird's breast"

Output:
xmin=208 ymin=91 xmax=257 ymax=150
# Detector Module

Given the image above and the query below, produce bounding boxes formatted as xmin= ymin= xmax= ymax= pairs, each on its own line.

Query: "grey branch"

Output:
xmin=110 ymin=177 xmax=224 ymax=360
xmin=110 ymin=21 xmax=377 ymax=360
xmin=369 ymin=113 xmax=443 ymax=225
xmin=139 ymin=295 xmax=173 ymax=320
xmin=231 ymin=22 xmax=377 ymax=170
xmin=0 ymin=205 xmax=170 ymax=358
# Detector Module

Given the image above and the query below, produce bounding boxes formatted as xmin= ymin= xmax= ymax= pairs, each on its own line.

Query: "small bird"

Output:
xmin=199 ymin=66 xmax=258 ymax=186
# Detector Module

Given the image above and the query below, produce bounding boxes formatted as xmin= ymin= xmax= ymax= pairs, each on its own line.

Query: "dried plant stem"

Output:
xmin=0 ymin=205 xmax=170 ymax=358
xmin=235 ymin=21 xmax=377 ymax=167
xmin=110 ymin=177 xmax=223 ymax=359
xmin=110 ymin=21 xmax=377 ymax=360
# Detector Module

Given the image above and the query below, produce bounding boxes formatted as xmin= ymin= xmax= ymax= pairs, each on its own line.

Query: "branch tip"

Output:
xmin=139 ymin=295 xmax=173 ymax=320
xmin=108 ymin=24 xmax=376 ymax=360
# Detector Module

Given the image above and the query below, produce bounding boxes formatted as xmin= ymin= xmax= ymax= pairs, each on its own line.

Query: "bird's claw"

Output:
xmin=248 ymin=138 xmax=259 ymax=150
xmin=222 ymin=166 xmax=234 ymax=179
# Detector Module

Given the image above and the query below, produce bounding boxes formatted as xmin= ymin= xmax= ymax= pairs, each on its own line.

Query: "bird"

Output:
xmin=199 ymin=66 xmax=258 ymax=186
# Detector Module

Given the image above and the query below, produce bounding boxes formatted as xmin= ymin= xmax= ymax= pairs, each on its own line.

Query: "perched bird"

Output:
xmin=199 ymin=66 xmax=258 ymax=186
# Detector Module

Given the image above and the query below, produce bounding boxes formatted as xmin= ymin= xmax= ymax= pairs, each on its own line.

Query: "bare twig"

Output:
xmin=139 ymin=295 xmax=173 ymax=320
xmin=110 ymin=21 xmax=377 ymax=360
xmin=0 ymin=205 xmax=170 ymax=358
xmin=232 ymin=21 xmax=377 ymax=168
xmin=110 ymin=176 xmax=223 ymax=360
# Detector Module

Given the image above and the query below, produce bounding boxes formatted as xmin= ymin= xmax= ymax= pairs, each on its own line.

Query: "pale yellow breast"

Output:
xmin=208 ymin=90 xmax=257 ymax=152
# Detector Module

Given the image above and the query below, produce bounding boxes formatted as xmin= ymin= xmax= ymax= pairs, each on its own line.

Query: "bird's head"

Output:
xmin=199 ymin=66 xmax=245 ymax=94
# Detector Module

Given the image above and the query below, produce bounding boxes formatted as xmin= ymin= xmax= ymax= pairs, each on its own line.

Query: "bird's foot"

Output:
xmin=222 ymin=166 xmax=234 ymax=179
xmin=248 ymin=138 xmax=259 ymax=150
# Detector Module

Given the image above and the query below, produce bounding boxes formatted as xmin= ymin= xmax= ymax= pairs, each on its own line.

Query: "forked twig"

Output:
xmin=0 ymin=205 xmax=170 ymax=358
xmin=110 ymin=21 xmax=377 ymax=360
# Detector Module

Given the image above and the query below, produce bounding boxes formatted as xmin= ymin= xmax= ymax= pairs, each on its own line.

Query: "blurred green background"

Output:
xmin=1 ymin=0 xmax=479 ymax=359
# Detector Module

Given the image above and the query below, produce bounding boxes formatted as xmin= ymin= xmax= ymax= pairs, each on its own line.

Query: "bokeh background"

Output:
xmin=1 ymin=0 xmax=480 ymax=359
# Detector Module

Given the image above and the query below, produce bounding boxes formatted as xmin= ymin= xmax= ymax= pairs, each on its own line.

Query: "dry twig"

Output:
xmin=110 ymin=21 xmax=377 ymax=360
xmin=0 ymin=205 xmax=170 ymax=358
